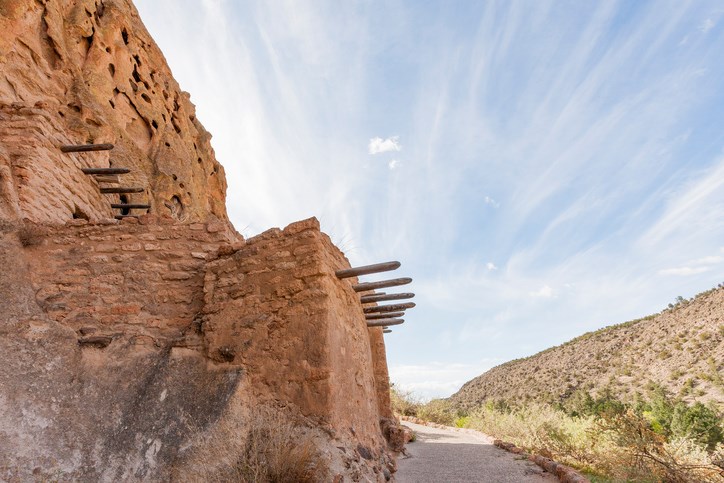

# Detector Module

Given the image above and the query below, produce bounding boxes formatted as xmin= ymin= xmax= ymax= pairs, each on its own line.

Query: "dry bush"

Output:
xmin=390 ymin=384 xmax=421 ymax=417
xmin=416 ymin=399 xmax=455 ymax=426
xmin=463 ymin=403 xmax=724 ymax=482
xmin=597 ymin=410 xmax=724 ymax=482
xmin=230 ymin=406 xmax=326 ymax=483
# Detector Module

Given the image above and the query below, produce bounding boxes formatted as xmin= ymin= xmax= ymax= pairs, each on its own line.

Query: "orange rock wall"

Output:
xmin=0 ymin=0 xmax=228 ymax=223
xmin=203 ymin=218 xmax=388 ymax=452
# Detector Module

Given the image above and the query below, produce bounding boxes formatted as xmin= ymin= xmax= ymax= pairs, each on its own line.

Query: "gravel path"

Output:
xmin=395 ymin=422 xmax=558 ymax=483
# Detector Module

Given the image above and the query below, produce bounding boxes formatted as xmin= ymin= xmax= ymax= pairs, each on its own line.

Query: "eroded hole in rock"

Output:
xmin=119 ymin=194 xmax=130 ymax=215
xmin=172 ymin=174 xmax=177 ymax=181
xmin=72 ymin=205 xmax=89 ymax=220
xmin=129 ymin=79 xmax=138 ymax=92
xmin=81 ymin=31 xmax=95 ymax=54
xmin=108 ymin=63 xmax=115 ymax=77
xmin=105 ymin=46 xmax=111 ymax=53
xmin=133 ymin=54 xmax=141 ymax=66
xmin=197 ymin=158 xmax=202 ymax=164
xmin=58 ymin=111 xmax=65 ymax=117
xmin=141 ymin=93 xmax=151 ymax=104
xmin=164 ymin=142 xmax=170 ymax=148
xmin=121 ymin=28 xmax=129 ymax=45
xmin=151 ymin=120 xmax=158 ymax=129
xmin=132 ymin=66 xmax=141 ymax=83
xmin=109 ymin=99 xmax=115 ymax=109
xmin=164 ymin=195 xmax=184 ymax=220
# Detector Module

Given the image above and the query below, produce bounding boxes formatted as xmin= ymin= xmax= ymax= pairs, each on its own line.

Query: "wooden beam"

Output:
xmin=114 ymin=215 xmax=138 ymax=220
xmin=367 ymin=318 xmax=404 ymax=327
xmin=352 ymin=277 xmax=412 ymax=293
xmin=335 ymin=261 xmax=400 ymax=279
xmin=81 ymin=167 xmax=130 ymax=175
xmin=360 ymin=292 xmax=414 ymax=304
xmin=93 ymin=175 xmax=120 ymax=184
xmin=100 ymin=187 xmax=144 ymax=194
xmin=364 ymin=302 xmax=415 ymax=314
xmin=383 ymin=329 xmax=392 ymax=333
xmin=61 ymin=143 xmax=114 ymax=153
xmin=366 ymin=312 xmax=404 ymax=320
xmin=111 ymin=204 xmax=151 ymax=210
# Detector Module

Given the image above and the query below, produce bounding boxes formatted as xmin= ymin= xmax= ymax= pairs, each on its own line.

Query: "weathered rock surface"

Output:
xmin=0 ymin=0 xmax=228 ymax=224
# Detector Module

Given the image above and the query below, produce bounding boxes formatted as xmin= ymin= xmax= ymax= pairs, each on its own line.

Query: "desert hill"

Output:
xmin=449 ymin=285 xmax=724 ymax=411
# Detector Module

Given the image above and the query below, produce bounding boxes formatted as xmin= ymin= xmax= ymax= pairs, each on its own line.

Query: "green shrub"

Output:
xmin=670 ymin=402 xmax=723 ymax=450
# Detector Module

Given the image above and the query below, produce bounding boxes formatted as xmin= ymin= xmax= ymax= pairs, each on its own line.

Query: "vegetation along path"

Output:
xmin=396 ymin=422 xmax=557 ymax=483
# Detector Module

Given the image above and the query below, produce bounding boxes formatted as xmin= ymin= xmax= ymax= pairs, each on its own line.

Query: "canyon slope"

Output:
xmin=450 ymin=286 xmax=724 ymax=411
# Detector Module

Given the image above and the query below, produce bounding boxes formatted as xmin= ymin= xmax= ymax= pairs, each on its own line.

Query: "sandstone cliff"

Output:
xmin=0 ymin=1 xmax=401 ymax=480
xmin=449 ymin=286 xmax=724 ymax=411
xmin=0 ymin=0 xmax=227 ymax=223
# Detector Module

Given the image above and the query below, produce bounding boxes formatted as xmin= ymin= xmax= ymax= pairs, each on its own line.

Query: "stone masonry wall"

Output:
xmin=202 ymin=218 xmax=389 ymax=453
xmin=23 ymin=216 xmax=236 ymax=345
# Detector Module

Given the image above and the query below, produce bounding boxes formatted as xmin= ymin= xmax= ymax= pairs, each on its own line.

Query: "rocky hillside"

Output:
xmin=449 ymin=285 xmax=724 ymax=411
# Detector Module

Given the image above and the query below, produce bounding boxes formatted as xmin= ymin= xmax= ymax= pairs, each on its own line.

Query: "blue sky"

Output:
xmin=135 ymin=0 xmax=724 ymax=399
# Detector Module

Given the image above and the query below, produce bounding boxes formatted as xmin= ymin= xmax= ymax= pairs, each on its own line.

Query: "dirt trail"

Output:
xmin=396 ymin=422 xmax=558 ymax=483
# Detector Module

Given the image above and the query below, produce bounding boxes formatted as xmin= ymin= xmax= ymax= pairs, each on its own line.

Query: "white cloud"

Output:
xmin=691 ymin=255 xmax=723 ymax=265
xmin=368 ymin=136 xmax=401 ymax=155
xmin=659 ymin=252 xmax=723 ymax=276
xmin=700 ymin=18 xmax=715 ymax=33
xmin=389 ymin=360 xmax=499 ymax=400
xmin=659 ymin=266 xmax=710 ymax=276
xmin=486 ymin=262 xmax=497 ymax=271
xmin=529 ymin=285 xmax=554 ymax=298
xmin=388 ymin=159 xmax=400 ymax=170
xmin=484 ymin=196 xmax=500 ymax=208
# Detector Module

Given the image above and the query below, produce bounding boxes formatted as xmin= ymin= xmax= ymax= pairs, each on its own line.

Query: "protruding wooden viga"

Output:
xmin=335 ymin=261 xmax=400 ymax=279
xmin=367 ymin=318 xmax=404 ymax=327
xmin=352 ymin=277 xmax=412 ymax=293
xmin=360 ymin=292 xmax=414 ymax=304
xmin=363 ymin=302 xmax=415 ymax=314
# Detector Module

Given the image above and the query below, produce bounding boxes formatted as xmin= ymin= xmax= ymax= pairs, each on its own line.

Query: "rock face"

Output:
xmin=0 ymin=1 xmax=400 ymax=480
xmin=0 ymin=0 xmax=228 ymax=223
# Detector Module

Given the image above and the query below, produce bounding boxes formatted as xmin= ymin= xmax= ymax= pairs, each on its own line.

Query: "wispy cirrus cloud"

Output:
xmin=136 ymin=0 xmax=724 ymax=400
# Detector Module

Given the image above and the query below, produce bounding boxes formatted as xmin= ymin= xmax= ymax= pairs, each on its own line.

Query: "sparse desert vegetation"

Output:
xmin=392 ymin=284 xmax=724 ymax=482
xmin=393 ymin=386 xmax=724 ymax=482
